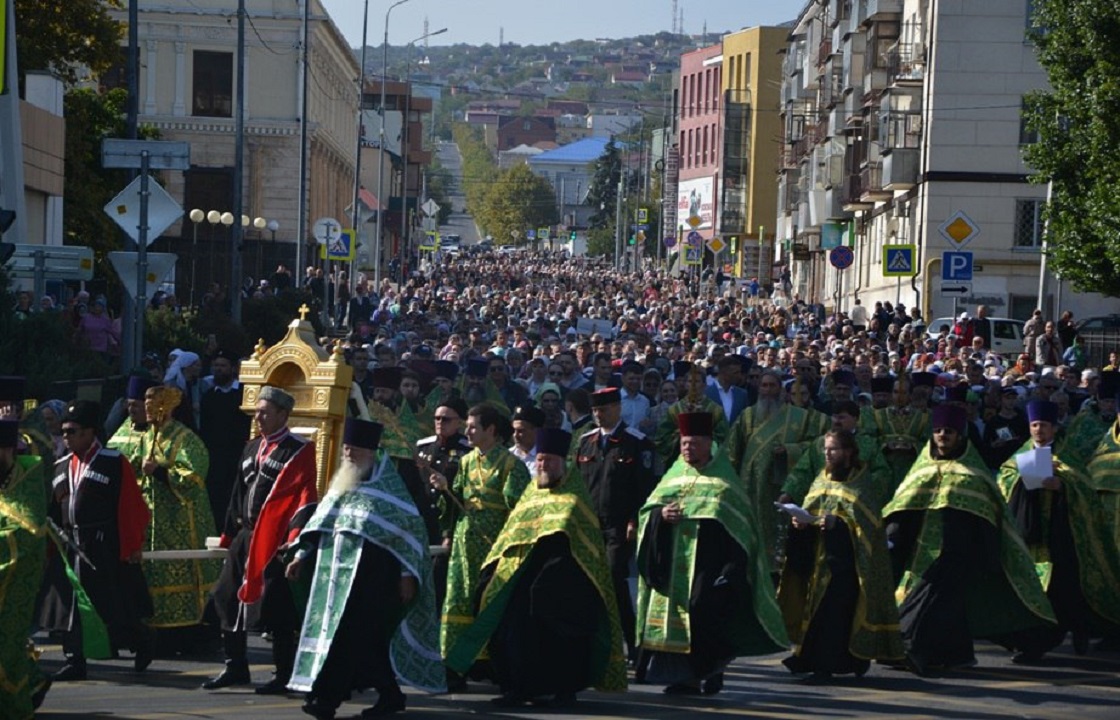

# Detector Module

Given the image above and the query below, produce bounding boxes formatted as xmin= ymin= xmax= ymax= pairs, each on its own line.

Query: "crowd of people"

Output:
xmin=3 ymin=249 xmax=1120 ymax=718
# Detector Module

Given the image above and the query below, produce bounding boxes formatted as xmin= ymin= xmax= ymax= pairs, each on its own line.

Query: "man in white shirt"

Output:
xmin=619 ymin=361 xmax=651 ymax=430
xmin=510 ymin=405 xmax=545 ymax=473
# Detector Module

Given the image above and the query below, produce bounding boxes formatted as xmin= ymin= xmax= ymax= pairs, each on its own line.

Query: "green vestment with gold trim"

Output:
xmin=727 ymin=403 xmax=828 ymax=571
xmin=999 ymin=441 xmax=1120 ymax=629
xmin=1087 ymin=421 xmax=1120 ymax=551
xmin=636 ymin=452 xmax=787 ymax=660
xmin=884 ymin=440 xmax=1055 ymax=635
xmin=0 ymin=456 xmax=48 ymax=720
xmin=439 ymin=445 xmax=530 ymax=658
xmin=778 ymin=463 xmax=905 ymax=663
xmin=445 ymin=467 xmax=626 ymax=691
xmin=109 ymin=419 xmax=218 ymax=627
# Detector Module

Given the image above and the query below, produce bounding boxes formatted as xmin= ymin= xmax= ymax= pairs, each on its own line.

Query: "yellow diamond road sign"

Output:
xmin=706 ymin=237 xmax=726 ymax=254
xmin=938 ymin=210 xmax=980 ymax=249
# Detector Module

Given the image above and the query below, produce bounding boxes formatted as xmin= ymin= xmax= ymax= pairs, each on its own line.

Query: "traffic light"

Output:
xmin=0 ymin=208 xmax=15 ymax=265
xmin=729 ymin=235 xmax=739 ymax=253
xmin=628 ymin=235 xmax=636 ymax=246
xmin=569 ymin=230 xmax=577 ymax=241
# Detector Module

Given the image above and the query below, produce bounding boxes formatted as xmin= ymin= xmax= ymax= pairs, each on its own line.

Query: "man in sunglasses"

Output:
xmin=44 ymin=400 xmax=153 ymax=681
xmin=416 ymin=398 xmax=471 ymax=606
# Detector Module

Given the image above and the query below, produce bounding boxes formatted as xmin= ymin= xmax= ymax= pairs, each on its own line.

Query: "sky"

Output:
xmin=318 ymin=0 xmax=807 ymax=49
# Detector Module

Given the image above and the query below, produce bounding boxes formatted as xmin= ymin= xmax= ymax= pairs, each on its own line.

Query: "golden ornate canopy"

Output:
xmin=238 ymin=305 xmax=352 ymax=495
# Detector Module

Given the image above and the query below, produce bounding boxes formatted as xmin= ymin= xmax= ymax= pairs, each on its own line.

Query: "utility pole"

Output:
xmin=231 ymin=0 xmax=246 ymax=322
xmin=296 ymin=0 xmax=312 ymax=289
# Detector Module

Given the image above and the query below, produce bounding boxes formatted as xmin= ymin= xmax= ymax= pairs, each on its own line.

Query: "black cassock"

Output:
xmin=639 ymin=514 xmax=749 ymax=684
xmin=482 ymin=534 xmax=606 ymax=699
xmin=199 ymin=386 xmax=251 ymax=531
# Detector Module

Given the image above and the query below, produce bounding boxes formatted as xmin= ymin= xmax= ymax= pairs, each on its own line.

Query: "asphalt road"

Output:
xmin=433 ymin=141 xmax=482 ymax=247
xmin=36 ymin=635 xmax=1120 ymax=719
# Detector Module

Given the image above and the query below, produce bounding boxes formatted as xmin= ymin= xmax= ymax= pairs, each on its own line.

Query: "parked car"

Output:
xmin=926 ymin=317 xmax=1025 ymax=356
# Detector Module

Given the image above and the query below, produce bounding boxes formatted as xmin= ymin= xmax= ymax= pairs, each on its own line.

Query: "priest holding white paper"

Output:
xmin=997 ymin=400 xmax=1120 ymax=662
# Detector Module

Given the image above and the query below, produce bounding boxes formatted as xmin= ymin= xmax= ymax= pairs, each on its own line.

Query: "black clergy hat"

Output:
xmin=870 ymin=376 xmax=894 ymax=394
xmin=931 ymin=405 xmax=968 ymax=434
xmin=677 ymin=412 xmax=714 ymax=437
xmin=534 ymin=427 xmax=573 ymax=457
xmin=943 ymin=385 xmax=969 ymax=404
xmin=62 ymin=400 xmax=102 ymax=430
xmin=126 ymin=375 xmax=160 ymax=400
xmin=672 ymin=361 xmax=693 ymax=379
xmin=1099 ymin=371 xmax=1120 ymax=400
xmin=910 ymin=371 xmax=937 ymax=388
xmin=343 ymin=418 xmax=383 ymax=450
xmin=371 ymin=367 xmax=403 ymax=390
xmin=433 ymin=360 xmax=459 ymax=381
xmin=0 ymin=419 xmax=19 ymax=448
xmin=465 ymin=358 xmax=489 ymax=378
xmin=511 ymin=405 xmax=546 ymax=427
xmin=1026 ymin=400 xmax=1058 ymax=424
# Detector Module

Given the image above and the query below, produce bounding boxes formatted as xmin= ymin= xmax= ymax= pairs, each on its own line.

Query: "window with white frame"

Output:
xmin=1013 ymin=199 xmax=1045 ymax=248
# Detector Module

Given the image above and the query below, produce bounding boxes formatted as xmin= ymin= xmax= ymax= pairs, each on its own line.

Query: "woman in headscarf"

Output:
xmin=534 ymin=382 xmax=571 ymax=432
xmin=163 ymin=351 xmax=202 ymax=428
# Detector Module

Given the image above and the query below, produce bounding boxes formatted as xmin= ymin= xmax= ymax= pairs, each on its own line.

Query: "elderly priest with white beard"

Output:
xmin=287 ymin=418 xmax=445 ymax=720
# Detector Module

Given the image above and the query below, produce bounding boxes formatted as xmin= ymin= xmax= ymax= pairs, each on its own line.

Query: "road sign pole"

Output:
xmin=136 ymin=151 xmax=150 ymax=371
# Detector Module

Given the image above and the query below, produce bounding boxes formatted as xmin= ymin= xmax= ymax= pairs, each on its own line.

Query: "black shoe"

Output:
xmin=134 ymin=627 xmax=156 ymax=672
xmin=255 ymin=676 xmax=292 ymax=695
xmin=663 ymin=682 xmax=702 ymax=695
xmin=31 ymin=678 xmax=51 ymax=709
xmin=301 ymin=699 xmax=336 ymax=720
xmin=1072 ymin=631 xmax=1090 ymax=656
xmin=52 ymin=662 xmax=87 ymax=682
xmin=361 ymin=689 xmax=407 ymax=717
xmin=702 ymin=673 xmax=724 ymax=695
xmin=489 ymin=694 xmax=530 ymax=708
xmin=201 ymin=661 xmax=251 ymax=689
xmin=445 ymin=674 xmax=467 ymax=693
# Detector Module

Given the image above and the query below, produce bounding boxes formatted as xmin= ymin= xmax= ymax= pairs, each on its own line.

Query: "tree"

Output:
xmin=475 ymin=163 xmax=558 ymax=245
xmin=1025 ymin=1 xmax=1120 ymax=296
xmin=585 ymin=139 xmax=622 ymax=230
xmin=14 ymin=0 xmax=123 ymax=87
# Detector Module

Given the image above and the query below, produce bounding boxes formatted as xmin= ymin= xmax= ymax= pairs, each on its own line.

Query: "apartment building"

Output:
xmin=775 ymin=0 xmax=1119 ymax=320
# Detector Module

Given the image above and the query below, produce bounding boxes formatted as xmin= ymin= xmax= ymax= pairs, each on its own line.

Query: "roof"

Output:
xmin=358 ymin=188 xmax=382 ymax=211
xmin=528 ymin=136 xmax=611 ymax=165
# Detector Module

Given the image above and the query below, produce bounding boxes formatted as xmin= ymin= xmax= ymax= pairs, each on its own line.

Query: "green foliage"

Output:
xmin=0 ymin=272 xmax=113 ymax=397
xmin=424 ymin=159 xmax=455 ymax=225
xmin=586 ymin=139 xmax=621 ymax=229
xmin=586 ymin=226 xmax=616 ymax=258
xmin=14 ymin=0 xmax=124 ymax=87
xmin=452 ymin=124 xmax=498 ymax=229
xmin=144 ymin=307 xmax=206 ymax=358
xmin=475 ymin=163 xmax=559 ymax=244
xmin=1025 ymin=0 xmax=1120 ymax=296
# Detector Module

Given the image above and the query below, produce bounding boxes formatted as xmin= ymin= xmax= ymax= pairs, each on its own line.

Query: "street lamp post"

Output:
xmin=220 ymin=212 xmax=235 ymax=297
xmin=189 ymin=208 xmax=205 ymax=308
xmin=374 ymin=0 xmax=412 ymax=287
xmin=350 ymin=0 xmax=372 ymax=302
xmin=399 ymin=27 xmax=447 ymax=284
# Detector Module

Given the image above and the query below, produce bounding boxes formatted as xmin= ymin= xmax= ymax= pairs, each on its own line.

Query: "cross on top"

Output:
xmin=298 ymin=303 xmax=311 ymax=321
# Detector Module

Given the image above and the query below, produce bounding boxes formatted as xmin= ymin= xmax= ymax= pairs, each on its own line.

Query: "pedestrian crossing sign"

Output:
xmin=320 ymin=229 xmax=356 ymax=261
xmin=882 ymin=244 xmax=916 ymax=277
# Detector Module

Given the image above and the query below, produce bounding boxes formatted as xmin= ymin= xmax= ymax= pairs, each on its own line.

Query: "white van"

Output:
xmin=925 ymin=317 xmax=1025 ymax=356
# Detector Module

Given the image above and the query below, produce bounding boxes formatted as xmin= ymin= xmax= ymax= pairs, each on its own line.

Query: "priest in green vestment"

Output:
xmin=0 ymin=420 xmax=51 ymax=719
xmin=107 ymin=376 xmax=157 ymax=464
xmin=884 ymin=405 xmax=1055 ymax=675
xmin=727 ymin=370 xmax=828 ymax=574
xmin=778 ymin=430 xmax=905 ymax=678
xmin=367 ymin=366 xmax=439 ymax=544
xmin=861 ymin=375 xmax=930 ymax=490
xmin=636 ymin=412 xmax=787 ymax=696
xmin=998 ymin=399 xmax=1120 ymax=661
xmin=654 ymin=366 xmax=728 ymax=468
xmin=432 ymin=402 xmax=530 ymax=690
xmin=1087 ymin=387 xmax=1120 ymax=552
xmin=780 ymin=400 xmax=893 ymax=507
xmin=288 ymin=418 xmax=444 ymax=720
xmin=1063 ymin=371 xmax=1119 ymax=470
xmin=111 ymin=384 xmax=217 ymax=631
xmin=446 ymin=428 xmax=626 ymax=708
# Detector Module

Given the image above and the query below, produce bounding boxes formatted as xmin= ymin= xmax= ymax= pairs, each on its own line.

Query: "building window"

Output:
xmin=193 ymin=51 xmax=233 ymax=117
xmin=523 ymin=120 xmax=532 ymax=131
xmin=1013 ymin=199 xmax=1045 ymax=248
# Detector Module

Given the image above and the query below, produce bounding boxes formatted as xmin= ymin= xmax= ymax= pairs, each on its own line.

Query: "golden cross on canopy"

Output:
xmin=298 ymin=303 xmax=311 ymax=321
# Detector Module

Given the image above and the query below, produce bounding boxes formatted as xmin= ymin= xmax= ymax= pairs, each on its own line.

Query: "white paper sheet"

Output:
xmin=774 ymin=502 xmax=817 ymax=525
xmin=1016 ymin=446 xmax=1052 ymax=490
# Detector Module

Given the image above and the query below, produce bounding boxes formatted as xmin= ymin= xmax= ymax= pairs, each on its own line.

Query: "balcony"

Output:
xmin=859 ymin=162 xmax=892 ymax=202
xmin=865 ymin=0 xmax=903 ymax=24
xmin=886 ymin=42 xmax=926 ymax=86
xmin=841 ymin=173 xmax=873 ymax=212
xmin=882 ymin=148 xmax=919 ymax=190
xmin=816 ymin=37 xmax=834 ymax=68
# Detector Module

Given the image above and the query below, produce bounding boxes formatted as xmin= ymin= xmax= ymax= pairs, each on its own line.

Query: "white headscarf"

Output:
xmin=164 ymin=351 xmax=200 ymax=389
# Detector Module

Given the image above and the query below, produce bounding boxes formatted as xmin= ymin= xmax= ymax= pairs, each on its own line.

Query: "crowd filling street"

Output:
xmin=3 ymin=249 xmax=1120 ymax=719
